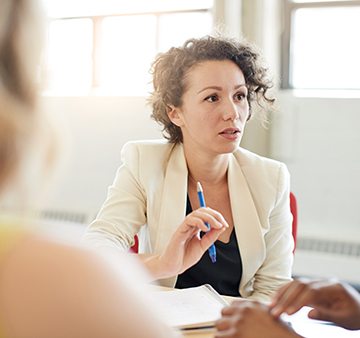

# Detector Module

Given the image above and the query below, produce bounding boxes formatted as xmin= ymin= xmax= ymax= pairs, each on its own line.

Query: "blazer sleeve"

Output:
xmin=247 ymin=163 xmax=294 ymax=302
xmin=81 ymin=142 xmax=147 ymax=251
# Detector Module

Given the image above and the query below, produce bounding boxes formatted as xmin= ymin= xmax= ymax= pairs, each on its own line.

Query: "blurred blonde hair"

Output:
xmin=0 ymin=0 xmax=56 ymax=205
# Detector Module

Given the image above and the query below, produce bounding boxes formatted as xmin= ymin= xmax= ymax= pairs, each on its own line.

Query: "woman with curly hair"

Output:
xmin=83 ymin=35 xmax=294 ymax=302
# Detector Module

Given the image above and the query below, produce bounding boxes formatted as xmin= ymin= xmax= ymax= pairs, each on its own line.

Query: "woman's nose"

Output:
xmin=222 ymin=99 xmax=239 ymax=121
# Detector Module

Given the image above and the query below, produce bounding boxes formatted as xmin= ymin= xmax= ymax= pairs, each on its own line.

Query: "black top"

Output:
xmin=175 ymin=195 xmax=243 ymax=297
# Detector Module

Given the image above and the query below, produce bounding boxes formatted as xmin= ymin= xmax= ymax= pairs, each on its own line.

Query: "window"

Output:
xmin=282 ymin=0 xmax=360 ymax=90
xmin=99 ymin=15 xmax=157 ymax=96
xmin=42 ymin=1 xmax=214 ymax=96
xmin=47 ymin=18 xmax=93 ymax=93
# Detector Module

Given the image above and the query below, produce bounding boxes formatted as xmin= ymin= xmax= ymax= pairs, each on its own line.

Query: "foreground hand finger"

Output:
xmin=307 ymin=308 xmax=332 ymax=322
xmin=221 ymin=301 xmax=245 ymax=316
xmin=271 ymin=281 xmax=294 ymax=307
xmin=271 ymin=279 xmax=311 ymax=317
xmin=215 ymin=327 xmax=238 ymax=338
xmin=283 ymin=279 xmax=338 ymax=316
xmin=215 ymin=316 xmax=232 ymax=331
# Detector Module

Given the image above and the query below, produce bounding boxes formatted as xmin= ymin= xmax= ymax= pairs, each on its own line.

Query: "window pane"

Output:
xmin=158 ymin=12 xmax=213 ymax=52
xmin=99 ymin=15 xmax=157 ymax=95
xmin=42 ymin=0 xmax=213 ymax=18
xmin=291 ymin=6 xmax=360 ymax=89
xmin=291 ymin=0 xmax=354 ymax=2
xmin=291 ymin=0 xmax=352 ymax=2
xmin=47 ymin=19 xmax=93 ymax=92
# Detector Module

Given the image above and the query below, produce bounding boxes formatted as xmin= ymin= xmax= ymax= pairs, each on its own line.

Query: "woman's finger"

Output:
xmin=198 ymin=206 xmax=229 ymax=226
xmin=199 ymin=226 xmax=226 ymax=250
xmin=180 ymin=209 xmax=228 ymax=234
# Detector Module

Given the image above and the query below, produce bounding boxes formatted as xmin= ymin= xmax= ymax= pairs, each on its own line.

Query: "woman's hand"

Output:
xmin=270 ymin=278 xmax=360 ymax=330
xmin=142 ymin=207 xmax=228 ymax=280
xmin=215 ymin=300 xmax=302 ymax=338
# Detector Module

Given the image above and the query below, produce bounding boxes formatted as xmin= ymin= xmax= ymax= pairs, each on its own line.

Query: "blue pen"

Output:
xmin=197 ymin=182 xmax=217 ymax=263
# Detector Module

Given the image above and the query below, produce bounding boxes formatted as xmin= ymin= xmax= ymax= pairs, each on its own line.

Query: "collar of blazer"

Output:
xmin=228 ymin=154 xmax=265 ymax=291
xmin=154 ymin=143 xmax=188 ymax=255
xmin=154 ymin=144 xmax=264 ymax=290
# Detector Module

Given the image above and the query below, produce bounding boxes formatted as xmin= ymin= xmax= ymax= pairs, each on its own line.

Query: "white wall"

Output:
xmin=272 ymin=92 xmax=360 ymax=284
xmin=39 ymin=96 xmax=163 ymax=217
xmin=272 ymin=92 xmax=360 ymax=242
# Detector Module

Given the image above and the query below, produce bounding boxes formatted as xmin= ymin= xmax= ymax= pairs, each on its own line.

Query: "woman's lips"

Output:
xmin=219 ymin=128 xmax=241 ymax=139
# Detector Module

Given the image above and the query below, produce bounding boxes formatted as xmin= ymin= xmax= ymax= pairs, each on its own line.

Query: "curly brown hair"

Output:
xmin=148 ymin=35 xmax=275 ymax=144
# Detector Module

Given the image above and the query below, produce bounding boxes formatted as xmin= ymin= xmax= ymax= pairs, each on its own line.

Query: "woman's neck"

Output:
xmin=183 ymin=144 xmax=229 ymax=187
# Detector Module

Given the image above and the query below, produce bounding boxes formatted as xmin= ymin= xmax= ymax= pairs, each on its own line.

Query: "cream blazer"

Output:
xmin=82 ymin=140 xmax=294 ymax=302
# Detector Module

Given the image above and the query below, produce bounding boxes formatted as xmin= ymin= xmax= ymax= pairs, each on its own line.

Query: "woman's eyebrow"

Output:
xmin=197 ymin=84 xmax=246 ymax=94
xmin=197 ymin=86 xmax=222 ymax=94
xmin=235 ymin=84 xmax=247 ymax=90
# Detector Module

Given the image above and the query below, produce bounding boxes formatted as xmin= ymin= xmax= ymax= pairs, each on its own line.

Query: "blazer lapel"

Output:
xmin=154 ymin=143 xmax=188 ymax=255
xmin=153 ymin=144 xmax=188 ymax=287
xmin=228 ymin=154 xmax=265 ymax=292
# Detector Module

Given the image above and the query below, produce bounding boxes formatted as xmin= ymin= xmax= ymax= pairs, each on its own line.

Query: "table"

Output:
xmin=147 ymin=285 xmax=236 ymax=338
xmin=147 ymin=285 xmax=360 ymax=338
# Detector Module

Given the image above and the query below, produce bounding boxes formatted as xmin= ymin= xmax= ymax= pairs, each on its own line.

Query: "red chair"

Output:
xmin=130 ymin=193 xmax=298 ymax=254
xmin=129 ymin=234 xmax=139 ymax=253
xmin=290 ymin=192 xmax=298 ymax=253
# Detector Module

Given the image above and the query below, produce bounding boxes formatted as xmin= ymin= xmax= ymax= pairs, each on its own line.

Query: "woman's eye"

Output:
xmin=235 ymin=93 xmax=246 ymax=101
xmin=205 ymin=94 xmax=218 ymax=102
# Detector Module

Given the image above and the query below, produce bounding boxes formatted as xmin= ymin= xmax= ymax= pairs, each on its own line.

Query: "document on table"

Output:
xmin=282 ymin=306 xmax=360 ymax=337
xmin=148 ymin=284 xmax=229 ymax=331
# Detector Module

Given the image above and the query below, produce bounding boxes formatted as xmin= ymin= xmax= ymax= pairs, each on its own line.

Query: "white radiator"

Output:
xmin=36 ymin=209 xmax=93 ymax=244
xmin=293 ymin=237 xmax=360 ymax=285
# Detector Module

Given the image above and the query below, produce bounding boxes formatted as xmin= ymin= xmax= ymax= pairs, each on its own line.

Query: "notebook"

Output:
xmin=149 ymin=284 xmax=229 ymax=331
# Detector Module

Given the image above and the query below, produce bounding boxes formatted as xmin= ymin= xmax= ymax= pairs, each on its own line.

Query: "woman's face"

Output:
xmin=168 ymin=59 xmax=249 ymax=157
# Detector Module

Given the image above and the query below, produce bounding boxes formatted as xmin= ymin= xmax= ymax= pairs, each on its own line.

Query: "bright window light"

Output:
xmin=158 ymin=12 xmax=213 ymax=53
xmin=290 ymin=6 xmax=360 ymax=89
xmin=43 ymin=1 xmax=213 ymax=96
xmin=98 ymin=12 xmax=213 ymax=95
xmin=291 ymin=0 xmax=352 ymax=2
xmin=46 ymin=18 xmax=93 ymax=93
xmin=99 ymin=15 xmax=157 ymax=95
xmin=42 ymin=0 xmax=213 ymax=18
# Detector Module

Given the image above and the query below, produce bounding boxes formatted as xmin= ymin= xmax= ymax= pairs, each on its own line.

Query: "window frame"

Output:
xmin=281 ymin=0 xmax=360 ymax=90
xmin=46 ymin=8 xmax=212 ymax=92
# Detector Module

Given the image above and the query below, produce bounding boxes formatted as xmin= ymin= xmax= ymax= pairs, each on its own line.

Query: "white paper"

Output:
xmin=282 ymin=306 xmax=360 ymax=337
xmin=148 ymin=285 xmax=228 ymax=329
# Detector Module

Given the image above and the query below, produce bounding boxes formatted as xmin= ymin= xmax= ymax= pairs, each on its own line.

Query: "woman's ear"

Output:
xmin=167 ymin=105 xmax=184 ymax=127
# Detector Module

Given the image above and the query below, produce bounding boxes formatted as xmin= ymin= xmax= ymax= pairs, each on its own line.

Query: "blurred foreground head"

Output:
xmin=0 ymin=0 xmax=50 ymax=195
